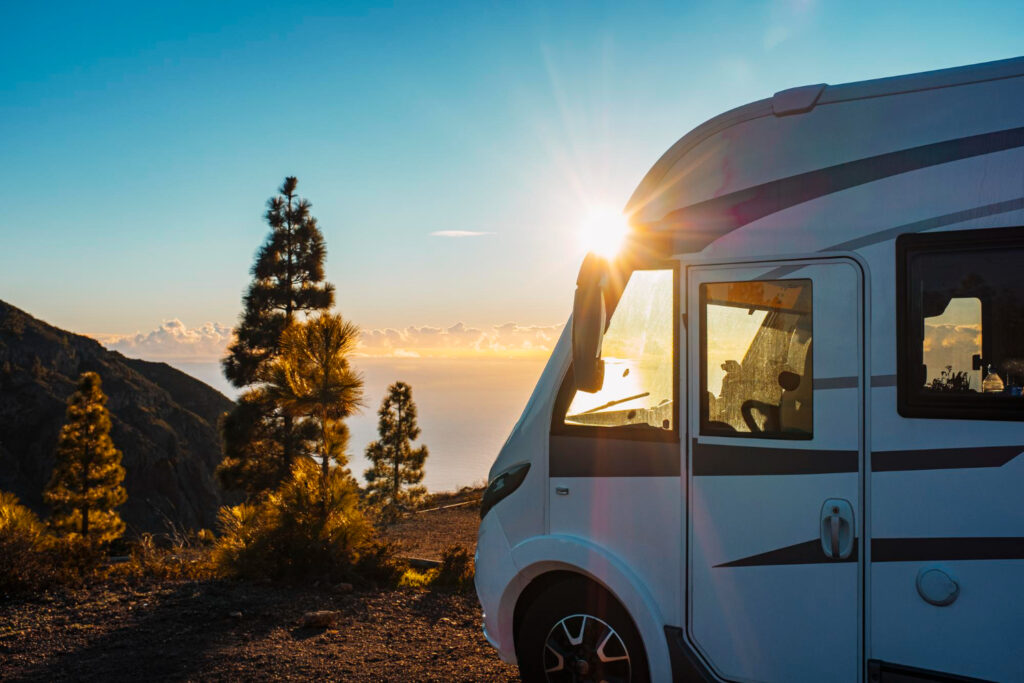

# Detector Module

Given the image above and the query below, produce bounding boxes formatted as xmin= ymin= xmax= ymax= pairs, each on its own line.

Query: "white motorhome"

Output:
xmin=475 ymin=57 xmax=1024 ymax=683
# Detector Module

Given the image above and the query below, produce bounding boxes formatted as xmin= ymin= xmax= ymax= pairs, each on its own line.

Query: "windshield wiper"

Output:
xmin=576 ymin=392 xmax=650 ymax=415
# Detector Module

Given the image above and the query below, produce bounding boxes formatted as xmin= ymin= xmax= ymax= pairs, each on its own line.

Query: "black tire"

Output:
xmin=516 ymin=578 xmax=650 ymax=683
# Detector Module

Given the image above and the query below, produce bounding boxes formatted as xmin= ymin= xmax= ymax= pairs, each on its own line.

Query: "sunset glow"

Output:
xmin=580 ymin=205 xmax=631 ymax=258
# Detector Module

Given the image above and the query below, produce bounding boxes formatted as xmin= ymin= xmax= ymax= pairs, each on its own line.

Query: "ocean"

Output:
xmin=173 ymin=357 xmax=548 ymax=493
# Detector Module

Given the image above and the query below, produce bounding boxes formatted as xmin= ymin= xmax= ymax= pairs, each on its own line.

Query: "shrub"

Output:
xmin=432 ymin=545 xmax=475 ymax=592
xmin=0 ymin=491 xmax=54 ymax=593
xmin=105 ymin=533 xmax=217 ymax=583
xmin=397 ymin=545 xmax=475 ymax=592
xmin=214 ymin=458 xmax=385 ymax=582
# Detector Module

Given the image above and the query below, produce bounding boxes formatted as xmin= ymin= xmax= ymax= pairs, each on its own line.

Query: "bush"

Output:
xmin=214 ymin=458 xmax=387 ymax=583
xmin=433 ymin=545 xmax=475 ymax=592
xmin=0 ymin=491 xmax=54 ymax=593
xmin=397 ymin=545 xmax=475 ymax=592
xmin=105 ymin=533 xmax=217 ymax=583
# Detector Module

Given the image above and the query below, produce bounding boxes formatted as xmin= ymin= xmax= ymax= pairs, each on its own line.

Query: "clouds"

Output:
xmin=95 ymin=320 xmax=234 ymax=361
xmin=358 ymin=321 xmax=563 ymax=358
xmin=93 ymin=319 xmax=563 ymax=362
xmin=429 ymin=230 xmax=494 ymax=237
xmin=923 ymin=323 xmax=982 ymax=388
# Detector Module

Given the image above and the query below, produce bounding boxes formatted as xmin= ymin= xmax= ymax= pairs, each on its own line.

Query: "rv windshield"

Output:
xmin=564 ymin=268 xmax=674 ymax=430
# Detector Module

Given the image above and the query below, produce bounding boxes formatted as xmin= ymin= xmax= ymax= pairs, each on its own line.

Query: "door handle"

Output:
xmin=820 ymin=498 xmax=855 ymax=560
xmin=555 ymin=486 xmax=570 ymax=496
xmin=830 ymin=513 xmax=841 ymax=558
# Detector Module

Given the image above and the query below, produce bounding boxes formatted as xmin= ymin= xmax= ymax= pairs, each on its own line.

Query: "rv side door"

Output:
xmin=686 ymin=258 xmax=864 ymax=683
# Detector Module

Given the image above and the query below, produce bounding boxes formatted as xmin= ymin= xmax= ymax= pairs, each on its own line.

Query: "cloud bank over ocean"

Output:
xmin=91 ymin=320 xmax=234 ymax=362
xmin=93 ymin=319 xmax=563 ymax=361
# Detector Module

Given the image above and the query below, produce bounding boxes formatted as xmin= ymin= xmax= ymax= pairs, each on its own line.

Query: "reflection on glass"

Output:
xmin=701 ymin=280 xmax=813 ymax=437
xmin=912 ymin=245 xmax=1024 ymax=399
xmin=565 ymin=269 xmax=674 ymax=430
xmin=923 ymin=297 xmax=981 ymax=392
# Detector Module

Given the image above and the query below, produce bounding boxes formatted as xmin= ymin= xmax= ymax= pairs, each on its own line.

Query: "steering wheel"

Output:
xmin=741 ymin=400 xmax=779 ymax=433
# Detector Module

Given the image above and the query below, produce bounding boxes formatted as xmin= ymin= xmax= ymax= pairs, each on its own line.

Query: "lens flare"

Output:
xmin=580 ymin=205 xmax=630 ymax=258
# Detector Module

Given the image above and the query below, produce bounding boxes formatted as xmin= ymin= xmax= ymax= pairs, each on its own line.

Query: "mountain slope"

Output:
xmin=0 ymin=300 xmax=232 ymax=533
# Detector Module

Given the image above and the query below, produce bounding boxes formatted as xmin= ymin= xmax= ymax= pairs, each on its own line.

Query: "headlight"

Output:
xmin=480 ymin=462 xmax=531 ymax=521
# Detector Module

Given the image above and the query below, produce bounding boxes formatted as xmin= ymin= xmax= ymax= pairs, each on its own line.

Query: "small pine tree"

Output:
xmin=364 ymin=382 xmax=428 ymax=516
xmin=219 ymin=176 xmax=335 ymax=496
xmin=44 ymin=372 xmax=127 ymax=544
xmin=260 ymin=315 xmax=364 ymax=514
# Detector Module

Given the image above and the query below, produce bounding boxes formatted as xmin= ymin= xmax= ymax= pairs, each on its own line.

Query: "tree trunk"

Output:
xmin=81 ymin=506 xmax=89 ymax=537
xmin=320 ymin=413 xmax=329 ymax=520
xmin=393 ymin=402 xmax=402 ymax=510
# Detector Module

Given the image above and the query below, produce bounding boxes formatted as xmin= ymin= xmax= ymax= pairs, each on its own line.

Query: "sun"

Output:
xmin=580 ymin=205 xmax=630 ymax=258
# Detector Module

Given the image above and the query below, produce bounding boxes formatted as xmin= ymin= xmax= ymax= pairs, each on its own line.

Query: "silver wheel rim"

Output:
xmin=543 ymin=613 xmax=631 ymax=683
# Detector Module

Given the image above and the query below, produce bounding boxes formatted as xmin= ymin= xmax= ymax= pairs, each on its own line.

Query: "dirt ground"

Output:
xmin=384 ymin=497 xmax=482 ymax=561
xmin=0 ymin=493 xmax=521 ymax=682
xmin=0 ymin=581 xmax=519 ymax=682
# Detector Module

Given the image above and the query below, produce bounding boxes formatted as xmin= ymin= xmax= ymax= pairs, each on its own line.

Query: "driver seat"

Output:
xmin=779 ymin=339 xmax=812 ymax=435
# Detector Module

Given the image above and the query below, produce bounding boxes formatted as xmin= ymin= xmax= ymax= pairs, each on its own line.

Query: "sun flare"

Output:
xmin=580 ymin=205 xmax=630 ymax=258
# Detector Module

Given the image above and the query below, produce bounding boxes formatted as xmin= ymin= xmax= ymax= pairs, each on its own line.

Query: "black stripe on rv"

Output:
xmin=549 ymin=436 xmax=681 ymax=477
xmin=872 ymin=445 xmax=1023 ymax=471
xmin=692 ymin=441 xmax=1022 ymax=475
xmin=715 ymin=537 xmax=1024 ymax=567
xmin=692 ymin=440 xmax=858 ymax=476
xmin=649 ymin=126 xmax=1024 ymax=254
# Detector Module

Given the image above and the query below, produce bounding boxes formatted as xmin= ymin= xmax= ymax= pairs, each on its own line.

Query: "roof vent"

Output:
xmin=772 ymin=83 xmax=827 ymax=116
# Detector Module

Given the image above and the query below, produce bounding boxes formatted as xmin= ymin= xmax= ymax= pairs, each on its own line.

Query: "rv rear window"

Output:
xmin=699 ymin=279 xmax=813 ymax=439
xmin=897 ymin=227 xmax=1024 ymax=420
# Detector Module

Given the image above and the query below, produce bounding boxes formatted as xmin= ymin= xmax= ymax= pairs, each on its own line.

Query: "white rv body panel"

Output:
xmin=477 ymin=57 xmax=1024 ymax=682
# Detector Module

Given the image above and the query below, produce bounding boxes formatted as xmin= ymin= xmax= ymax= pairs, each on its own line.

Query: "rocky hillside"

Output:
xmin=0 ymin=300 xmax=232 ymax=533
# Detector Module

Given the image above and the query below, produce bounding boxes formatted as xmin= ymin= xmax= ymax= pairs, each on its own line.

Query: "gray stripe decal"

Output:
xmin=652 ymin=126 xmax=1024 ymax=254
xmin=827 ymin=196 xmax=1024 ymax=252
xmin=809 ymin=375 xmax=897 ymax=389
xmin=814 ymin=376 xmax=859 ymax=390
xmin=759 ymin=197 xmax=1024 ymax=281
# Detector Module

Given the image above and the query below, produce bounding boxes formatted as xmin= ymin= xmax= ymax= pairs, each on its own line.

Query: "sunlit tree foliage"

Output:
xmin=218 ymin=176 xmax=335 ymax=496
xmin=43 ymin=372 xmax=126 ymax=544
xmin=364 ymin=382 xmax=429 ymax=516
xmin=259 ymin=314 xmax=364 ymax=512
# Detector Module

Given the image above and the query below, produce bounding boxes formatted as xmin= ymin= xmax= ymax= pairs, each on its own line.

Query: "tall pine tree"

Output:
xmin=364 ymin=381 xmax=428 ymax=516
xmin=218 ymin=177 xmax=334 ymax=495
xmin=44 ymin=372 xmax=127 ymax=544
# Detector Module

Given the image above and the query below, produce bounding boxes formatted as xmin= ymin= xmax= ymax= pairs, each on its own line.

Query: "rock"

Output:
xmin=332 ymin=582 xmax=354 ymax=594
xmin=298 ymin=610 xmax=340 ymax=628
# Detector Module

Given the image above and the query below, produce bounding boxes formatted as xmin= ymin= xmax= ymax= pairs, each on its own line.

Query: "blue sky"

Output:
xmin=2 ymin=1 xmax=1022 ymax=353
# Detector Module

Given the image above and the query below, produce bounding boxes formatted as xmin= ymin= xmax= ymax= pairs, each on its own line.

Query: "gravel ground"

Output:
xmin=0 ymin=580 xmax=519 ymax=682
xmin=384 ymin=504 xmax=481 ymax=561
xmin=0 ymin=493 xmax=519 ymax=682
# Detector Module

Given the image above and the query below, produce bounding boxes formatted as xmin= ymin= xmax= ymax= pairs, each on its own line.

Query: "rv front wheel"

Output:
xmin=516 ymin=577 xmax=650 ymax=683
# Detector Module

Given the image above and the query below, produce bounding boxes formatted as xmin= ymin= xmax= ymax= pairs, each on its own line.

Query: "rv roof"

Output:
xmin=625 ymin=55 xmax=1024 ymax=256
xmin=629 ymin=56 xmax=1024 ymax=217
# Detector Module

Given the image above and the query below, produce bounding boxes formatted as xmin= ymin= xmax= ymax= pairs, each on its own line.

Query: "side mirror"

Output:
xmin=572 ymin=253 xmax=608 ymax=393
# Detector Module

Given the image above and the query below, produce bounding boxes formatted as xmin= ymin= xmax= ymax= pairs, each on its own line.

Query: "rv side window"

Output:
xmin=564 ymin=268 xmax=675 ymax=431
xmin=898 ymin=227 xmax=1024 ymax=420
xmin=700 ymin=279 xmax=813 ymax=439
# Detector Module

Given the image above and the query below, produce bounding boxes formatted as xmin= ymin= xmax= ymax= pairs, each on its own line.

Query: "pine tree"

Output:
xmin=364 ymin=382 xmax=428 ymax=516
xmin=218 ymin=176 xmax=335 ymax=496
xmin=260 ymin=315 xmax=364 ymax=513
xmin=43 ymin=372 xmax=127 ymax=544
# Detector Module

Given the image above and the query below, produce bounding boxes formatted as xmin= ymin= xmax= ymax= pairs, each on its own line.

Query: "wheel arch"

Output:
xmin=504 ymin=534 xmax=673 ymax=681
